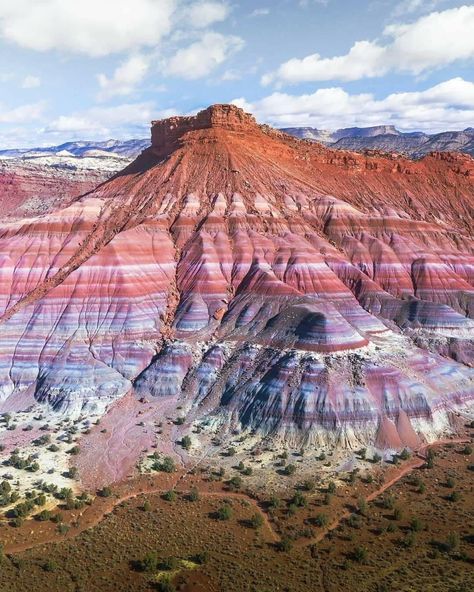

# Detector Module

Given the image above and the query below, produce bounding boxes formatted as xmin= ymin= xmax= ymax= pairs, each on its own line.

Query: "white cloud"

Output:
xmin=0 ymin=101 xmax=45 ymax=123
xmin=97 ymin=55 xmax=149 ymax=101
xmin=0 ymin=0 xmax=176 ymax=57
xmin=263 ymin=5 xmax=474 ymax=85
xmin=21 ymin=75 xmax=41 ymax=89
xmin=390 ymin=0 xmax=445 ymax=17
xmin=232 ymin=77 xmax=474 ymax=132
xmin=187 ymin=1 xmax=230 ymax=27
xmin=250 ymin=8 xmax=270 ymax=17
xmin=166 ymin=32 xmax=244 ymax=79
xmin=44 ymin=102 xmax=157 ymax=138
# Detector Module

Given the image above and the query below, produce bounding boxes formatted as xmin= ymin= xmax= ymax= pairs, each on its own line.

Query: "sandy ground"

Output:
xmin=75 ymin=391 xmax=183 ymax=490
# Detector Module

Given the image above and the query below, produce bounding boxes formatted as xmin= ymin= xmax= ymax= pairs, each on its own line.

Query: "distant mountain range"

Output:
xmin=0 ymin=138 xmax=149 ymax=159
xmin=281 ymin=125 xmax=474 ymax=157
xmin=2 ymin=126 xmax=474 ymax=163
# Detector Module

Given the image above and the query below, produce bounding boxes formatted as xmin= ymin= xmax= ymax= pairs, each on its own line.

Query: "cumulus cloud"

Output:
xmin=0 ymin=0 xmax=176 ymax=57
xmin=97 ymin=55 xmax=149 ymax=101
xmin=187 ymin=1 xmax=230 ymax=27
xmin=263 ymin=5 xmax=474 ymax=85
xmin=21 ymin=75 xmax=41 ymax=89
xmin=44 ymin=102 xmax=157 ymax=138
xmin=166 ymin=32 xmax=244 ymax=79
xmin=233 ymin=77 xmax=474 ymax=132
xmin=0 ymin=101 xmax=45 ymax=123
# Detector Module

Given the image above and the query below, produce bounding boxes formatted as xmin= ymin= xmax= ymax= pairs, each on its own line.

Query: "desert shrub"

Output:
xmin=57 ymin=523 xmax=69 ymax=535
xmin=192 ymin=551 xmax=208 ymax=565
xmin=36 ymin=509 xmax=52 ymax=521
xmin=323 ymin=493 xmax=332 ymax=506
xmin=216 ymin=504 xmax=233 ymax=521
xmin=276 ymin=537 xmax=292 ymax=552
xmin=402 ymin=531 xmax=416 ymax=548
xmin=139 ymin=551 xmax=159 ymax=572
xmin=448 ymin=490 xmax=461 ymax=502
xmin=42 ymin=559 xmax=58 ymax=572
xmin=228 ymin=476 xmax=242 ymax=491
xmin=410 ymin=517 xmax=423 ymax=532
xmin=382 ymin=494 xmax=396 ymax=510
xmin=291 ymin=491 xmax=307 ymax=508
xmin=181 ymin=435 xmax=192 ymax=450
xmin=446 ymin=476 xmax=455 ymax=488
xmin=426 ymin=449 xmax=435 ymax=468
xmin=188 ymin=487 xmax=199 ymax=502
xmin=160 ymin=556 xmax=179 ymax=571
xmin=249 ymin=512 xmax=264 ymax=529
xmin=314 ymin=513 xmax=328 ymax=528
xmin=357 ymin=496 xmax=368 ymax=516
xmin=302 ymin=480 xmax=315 ymax=492
xmin=97 ymin=486 xmax=112 ymax=498
xmin=48 ymin=444 xmax=60 ymax=452
xmin=393 ymin=506 xmax=403 ymax=521
xmin=51 ymin=513 xmax=63 ymax=523
xmin=446 ymin=532 xmax=460 ymax=552
xmin=284 ymin=464 xmax=296 ymax=476
xmin=162 ymin=490 xmax=176 ymax=502
xmin=461 ymin=445 xmax=472 ymax=455
xmin=268 ymin=495 xmax=280 ymax=509
xmin=242 ymin=466 xmax=253 ymax=476
xmin=352 ymin=546 xmax=368 ymax=563
xmin=175 ymin=417 xmax=185 ymax=425
xmin=399 ymin=448 xmax=411 ymax=460
xmin=0 ymin=480 xmax=11 ymax=494
xmin=155 ymin=457 xmax=176 ymax=473
xmin=156 ymin=576 xmax=175 ymax=592
xmin=34 ymin=434 xmax=51 ymax=446
xmin=142 ymin=499 xmax=151 ymax=511
xmin=327 ymin=481 xmax=336 ymax=494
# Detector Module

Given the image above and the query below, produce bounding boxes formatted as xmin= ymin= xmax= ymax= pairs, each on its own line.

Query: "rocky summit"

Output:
xmin=1 ymin=104 xmax=473 ymax=454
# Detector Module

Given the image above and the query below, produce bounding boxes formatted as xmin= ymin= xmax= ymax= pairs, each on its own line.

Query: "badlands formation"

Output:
xmin=0 ymin=104 xmax=473 ymax=484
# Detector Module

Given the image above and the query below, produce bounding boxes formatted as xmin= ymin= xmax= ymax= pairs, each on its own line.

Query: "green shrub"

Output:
xmin=163 ymin=490 xmax=177 ymax=502
xmin=42 ymin=559 xmax=58 ymax=572
xmin=314 ymin=513 xmax=328 ymax=528
xmin=188 ymin=487 xmax=199 ymax=502
xmin=181 ymin=435 xmax=192 ymax=450
xmin=249 ymin=513 xmax=264 ymax=529
xmin=139 ymin=551 xmax=159 ymax=572
xmin=276 ymin=537 xmax=292 ymax=552
xmin=216 ymin=504 xmax=233 ymax=520
xmin=352 ymin=546 xmax=368 ymax=563
xmin=36 ymin=509 xmax=52 ymax=521
xmin=97 ymin=486 xmax=112 ymax=498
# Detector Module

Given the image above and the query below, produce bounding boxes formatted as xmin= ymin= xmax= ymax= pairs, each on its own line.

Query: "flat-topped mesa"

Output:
xmin=151 ymin=104 xmax=258 ymax=154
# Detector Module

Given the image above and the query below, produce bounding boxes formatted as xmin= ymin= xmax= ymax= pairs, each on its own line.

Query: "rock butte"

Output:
xmin=0 ymin=104 xmax=473 ymax=449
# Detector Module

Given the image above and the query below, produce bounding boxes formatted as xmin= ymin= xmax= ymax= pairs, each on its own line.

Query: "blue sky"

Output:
xmin=0 ymin=0 xmax=473 ymax=147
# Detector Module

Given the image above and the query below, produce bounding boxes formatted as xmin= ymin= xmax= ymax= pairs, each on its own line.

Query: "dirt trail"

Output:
xmin=307 ymin=437 xmax=470 ymax=546
xmin=3 ymin=437 xmax=469 ymax=555
xmin=4 ymin=474 xmax=277 ymax=554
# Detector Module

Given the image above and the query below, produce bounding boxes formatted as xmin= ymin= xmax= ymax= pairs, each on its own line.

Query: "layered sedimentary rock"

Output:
xmin=0 ymin=104 xmax=473 ymax=448
xmin=0 ymin=154 xmax=130 ymax=219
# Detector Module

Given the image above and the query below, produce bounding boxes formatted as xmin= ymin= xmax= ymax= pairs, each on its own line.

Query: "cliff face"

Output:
xmin=0 ymin=104 xmax=473 ymax=447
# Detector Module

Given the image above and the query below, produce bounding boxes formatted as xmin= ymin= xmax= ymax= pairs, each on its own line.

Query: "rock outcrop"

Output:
xmin=0 ymin=104 xmax=473 ymax=448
